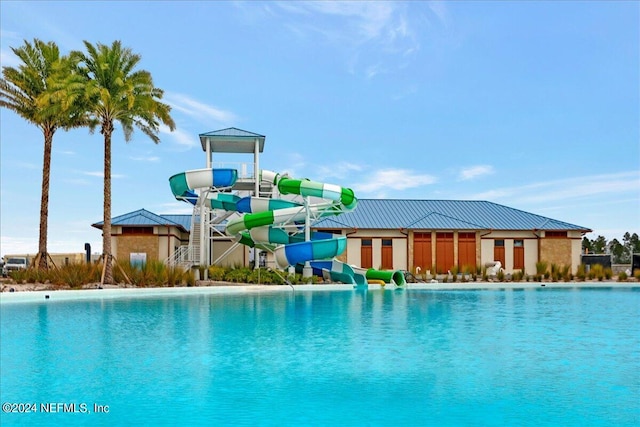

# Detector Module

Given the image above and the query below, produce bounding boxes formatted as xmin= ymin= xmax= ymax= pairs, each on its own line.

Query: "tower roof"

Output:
xmin=198 ymin=127 xmax=265 ymax=153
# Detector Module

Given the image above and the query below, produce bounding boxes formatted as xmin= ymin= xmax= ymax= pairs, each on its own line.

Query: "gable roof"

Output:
xmin=198 ymin=127 xmax=266 ymax=153
xmin=313 ymin=199 xmax=591 ymax=232
xmin=92 ymin=209 xmax=191 ymax=232
xmin=97 ymin=199 xmax=591 ymax=236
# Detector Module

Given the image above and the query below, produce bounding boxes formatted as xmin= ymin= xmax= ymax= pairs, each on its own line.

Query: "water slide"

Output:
xmin=169 ymin=168 xmax=406 ymax=286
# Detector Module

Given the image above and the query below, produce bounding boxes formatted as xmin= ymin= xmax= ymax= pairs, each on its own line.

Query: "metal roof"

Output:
xmin=160 ymin=214 xmax=193 ymax=232
xmin=312 ymin=199 xmax=591 ymax=232
xmin=92 ymin=209 xmax=190 ymax=232
xmin=198 ymin=127 xmax=265 ymax=153
xmin=95 ymin=200 xmax=591 ymax=235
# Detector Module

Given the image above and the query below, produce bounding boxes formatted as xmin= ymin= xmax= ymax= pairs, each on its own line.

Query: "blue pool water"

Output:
xmin=1 ymin=286 xmax=639 ymax=426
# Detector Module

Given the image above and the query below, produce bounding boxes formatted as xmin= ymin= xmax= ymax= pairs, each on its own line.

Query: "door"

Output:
xmin=381 ymin=239 xmax=393 ymax=269
xmin=361 ymin=239 xmax=372 ymax=269
xmin=436 ymin=233 xmax=454 ymax=274
xmin=458 ymin=232 xmax=476 ymax=272
xmin=414 ymin=232 xmax=432 ymax=273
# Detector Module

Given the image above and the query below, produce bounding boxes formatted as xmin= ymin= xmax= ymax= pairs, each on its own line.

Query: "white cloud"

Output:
xmin=160 ymin=125 xmax=198 ymax=150
xmin=80 ymin=171 xmax=126 ymax=179
xmin=0 ymin=48 xmax=20 ymax=68
xmin=354 ymin=168 xmax=437 ymax=194
xmin=277 ymin=152 xmax=308 ymax=178
xmin=16 ymin=161 xmax=39 ymax=170
xmin=458 ymin=165 xmax=495 ymax=181
xmin=0 ymin=235 xmax=37 ymax=257
xmin=155 ymin=202 xmax=193 ymax=215
xmin=270 ymin=1 xmax=425 ymax=78
xmin=164 ymin=92 xmax=238 ymax=125
xmin=471 ymin=171 xmax=640 ymax=205
xmin=0 ymin=30 xmax=22 ymax=68
xmin=62 ymin=178 xmax=91 ymax=186
xmin=427 ymin=0 xmax=450 ymax=28
xmin=314 ymin=161 xmax=363 ymax=181
xmin=129 ymin=155 xmax=160 ymax=162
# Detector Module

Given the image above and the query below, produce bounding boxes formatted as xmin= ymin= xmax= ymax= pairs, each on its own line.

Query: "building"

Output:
xmin=92 ymin=127 xmax=591 ymax=277
xmin=92 ymin=209 xmax=193 ymax=267
xmin=313 ymin=199 xmax=590 ymax=275
xmin=94 ymin=199 xmax=591 ymax=275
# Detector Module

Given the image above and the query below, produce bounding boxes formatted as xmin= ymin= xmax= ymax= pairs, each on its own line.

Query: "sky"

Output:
xmin=1 ymin=1 xmax=638 ymax=257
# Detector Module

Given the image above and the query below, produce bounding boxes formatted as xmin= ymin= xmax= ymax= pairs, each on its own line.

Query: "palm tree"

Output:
xmin=0 ymin=39 xmax=87 ymax=270
xmin=73 ymin=40 xmax=175 ymax=284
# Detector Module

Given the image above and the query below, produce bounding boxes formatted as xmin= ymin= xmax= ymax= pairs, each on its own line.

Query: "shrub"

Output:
xmin=225 ymin=268 xmax=251 ymax=283
xmin=113 ymin=260 xmax=176 ymax=287
xmin=51 ymin=263 xmax=101 ymax=288
xmin=185 ymin=270 xmax=195 ymax=287
xmin=635 ymin=269 xmax=640 ymax=281
xmin=576 ymin=264 xmax=586 ymax=281
xmin=208 ymin=266 xmax=228 ymax=281
xmin=246 ymin=268 xmax=284 ymax=285
xmin=9 ymin=267 xmax=50 ymax=284
xmin=589 ymin=264 xmax=604 ymax=281
xmin=497 ymin=270 xmax=505 ymax=282
xmin=604 ymin=268 xmax=613 ymax=280
xmin=536 ymin=261 xmax=548 ymax=277
xmin=617 ymin=271 xmax=628 ymax=282
xmin=165 ymin=265 xmax=187 ymax=287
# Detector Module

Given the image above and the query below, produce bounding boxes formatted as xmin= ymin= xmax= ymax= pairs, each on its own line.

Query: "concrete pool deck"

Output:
xmin=1 ymin=281 xmax=638 ymax=304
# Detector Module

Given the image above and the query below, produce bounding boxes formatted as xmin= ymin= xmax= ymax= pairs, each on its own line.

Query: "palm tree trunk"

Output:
xmin=102 ymin=123 xmax=114 ymax=284
xmin=38 ymin=126 xmax=54 ymax=270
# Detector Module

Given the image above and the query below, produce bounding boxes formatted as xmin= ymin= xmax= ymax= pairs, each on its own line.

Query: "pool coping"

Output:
xmin=0 ymin=281 xmax=637 ymax=304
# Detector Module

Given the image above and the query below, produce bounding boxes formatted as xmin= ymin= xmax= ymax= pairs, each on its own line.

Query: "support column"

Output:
xmin=254 ymin=138 xmax=260 ymax=196
xmin=201 ymin=139 xmax=211 ymax=278
xmin=303 ymin=196 xmax=312 ymax=278
xmin=253 ymin=138 xmax=260 ymax=270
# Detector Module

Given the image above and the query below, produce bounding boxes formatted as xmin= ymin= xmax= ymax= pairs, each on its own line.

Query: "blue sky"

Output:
xmin=1 ymin=1 xmax=638 ymax=256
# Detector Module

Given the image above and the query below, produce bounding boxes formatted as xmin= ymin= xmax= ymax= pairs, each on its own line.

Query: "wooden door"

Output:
xmin=361 ymin=239 xmax=372 ymax=269
xmin=414 ymin=232 xmax=432 ymax=272
xmin=436 ymin=233 xmax=454 ymax=273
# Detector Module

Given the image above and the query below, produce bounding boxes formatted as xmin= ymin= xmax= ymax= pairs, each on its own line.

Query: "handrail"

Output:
xmin=268 ymin=268 xmax=295 ymax=291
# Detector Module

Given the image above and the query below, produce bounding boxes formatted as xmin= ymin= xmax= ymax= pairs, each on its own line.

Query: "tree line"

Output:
xmin=0 ymin=39 xmax=176 ymax=284
xmin=582 ymin=232 xmax=640 ymax=264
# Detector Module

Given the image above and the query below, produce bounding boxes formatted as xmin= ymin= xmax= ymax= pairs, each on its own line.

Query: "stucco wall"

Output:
xmin=524 ymin=239 xmax=538 ymax=274
xmin=346 ymin=237 xmax=361 ymax=266
xmin=393 ymin=238 xmax=407 ymax=270
xmin=211 ymin=240 xmax=245 ymax=267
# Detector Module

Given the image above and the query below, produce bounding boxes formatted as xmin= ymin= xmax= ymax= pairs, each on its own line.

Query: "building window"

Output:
xmin=436 ymin=233 xmax=454 ymax=274
xmin=381 ymin=239 xmax=393 ymax=269
xmin=545 ymin=231 xmax=567 ymax=238
xmin=514 ymin=239 xmax=524 ymax=270
xmin=361 ymin=239 xmax=372 ymax=269
xmin=413 ymin=232 xmax=432 ymax=273
xmin=494 ymin=239 xmax=505 ymax=268
xmin=320 ymin=229 xmax=343 ymax=235
xmin=122 ymin=226 xmax=154 ymax=235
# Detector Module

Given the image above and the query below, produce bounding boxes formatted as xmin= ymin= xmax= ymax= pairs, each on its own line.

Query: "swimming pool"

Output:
xmin=1 ymin=286 xmax=639 ymax=426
